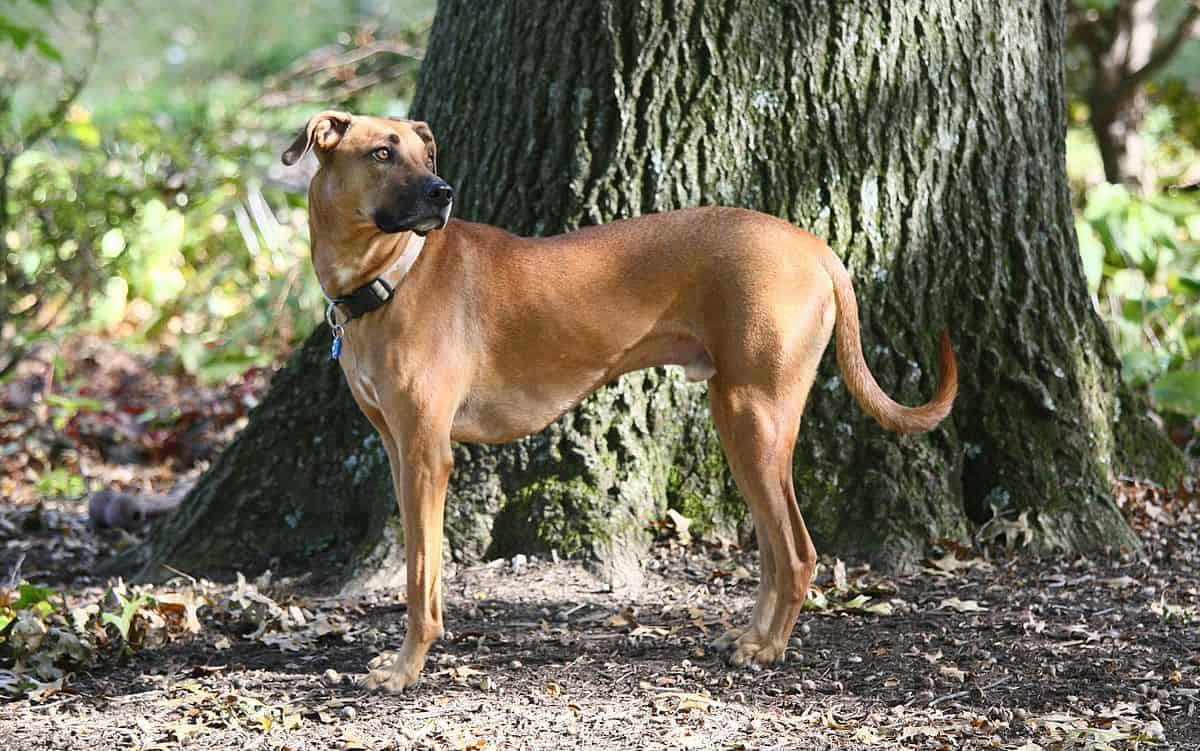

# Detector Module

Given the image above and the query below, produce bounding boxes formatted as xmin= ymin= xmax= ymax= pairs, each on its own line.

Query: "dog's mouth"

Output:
xmin=375 ymin=201 xmax=452 ymax=236
xmin=411 ymin=202 xmax=453 ymax=235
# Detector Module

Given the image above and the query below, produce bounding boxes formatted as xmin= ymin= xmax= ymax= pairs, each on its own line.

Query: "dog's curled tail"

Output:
xmin=816 ymin=245 xmax=957 ymax=434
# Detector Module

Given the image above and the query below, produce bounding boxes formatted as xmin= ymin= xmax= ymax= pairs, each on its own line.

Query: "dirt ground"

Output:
xmin=2 ymin=342 xmax=1198 ymax=750
xmin=1 ymin=480 xmax=1198 ymax=750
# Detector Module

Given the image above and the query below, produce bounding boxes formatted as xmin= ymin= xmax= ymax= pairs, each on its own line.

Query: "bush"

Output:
xmin=2 ymin=107 xmax=322 ymax=382
xmin=1071 ymin=130 xmax=1200 ymax=426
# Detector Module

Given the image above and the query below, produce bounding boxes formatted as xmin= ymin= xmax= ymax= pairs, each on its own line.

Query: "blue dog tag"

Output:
xmin=330 ymin=324 xmax=345 ymax=361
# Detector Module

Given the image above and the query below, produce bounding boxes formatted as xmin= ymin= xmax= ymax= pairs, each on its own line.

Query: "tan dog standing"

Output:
xmin=282 ymin=111 xmax=957 ymax=692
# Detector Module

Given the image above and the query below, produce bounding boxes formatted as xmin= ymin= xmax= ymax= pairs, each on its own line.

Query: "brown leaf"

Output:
xmin=939 ymin=664 xmax=967 ymax=683
xmin=939 ymin=597 xmax=988 ymax=613
xmin=608 ymin=607 xmax=637 ymax=628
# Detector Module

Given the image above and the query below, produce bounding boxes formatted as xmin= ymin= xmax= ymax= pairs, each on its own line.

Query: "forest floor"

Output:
xmin=2 ymin=340 xmax=1199 ymax=750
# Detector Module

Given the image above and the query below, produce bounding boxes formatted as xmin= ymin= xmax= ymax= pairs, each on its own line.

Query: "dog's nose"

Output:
xmin=426 ymin=180 xmax=454 ymax=207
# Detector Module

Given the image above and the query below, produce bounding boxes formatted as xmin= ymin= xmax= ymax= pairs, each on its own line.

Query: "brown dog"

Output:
xmin=282 ymin=111 xmax=957 ymax=692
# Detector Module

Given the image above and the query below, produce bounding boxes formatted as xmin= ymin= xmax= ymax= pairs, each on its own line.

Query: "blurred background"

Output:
xmin=0 ymin=0 xmax=1197 ymax=500
xmin=1 ymin=0 xmax=433 ymax=386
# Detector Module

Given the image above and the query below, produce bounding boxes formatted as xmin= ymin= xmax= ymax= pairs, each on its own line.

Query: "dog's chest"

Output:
xmin=340 ymin=347 xmax=385 ymax=413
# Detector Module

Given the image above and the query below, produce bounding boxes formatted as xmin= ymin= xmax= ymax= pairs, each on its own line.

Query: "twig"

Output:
xmin=928 ymin=675 xmax=1009 ymax=708
xmin=160 ymin=563 xmax=198 ymax=586
xmin=6 ymin=553 xmax=25 ymax=588
xmin=27 ymin=694 xmax=81 ymax=712
xmin=108 ymin=688 xmax=165 ymax=705
xmin=18 ymin=0 xmax=103 ymax=149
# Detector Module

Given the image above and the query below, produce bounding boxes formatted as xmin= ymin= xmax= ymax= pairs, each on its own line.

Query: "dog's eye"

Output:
xmin=371 ymin=147 xmax=392 ymax=162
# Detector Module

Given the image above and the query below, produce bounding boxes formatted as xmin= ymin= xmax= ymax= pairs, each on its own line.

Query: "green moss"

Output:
xmin=488 ymin=476 xmax=606 ymax=558
xmin=791 ymin=465 xmax=843 ymax=544
xmin=663 ymin=395 xmax=745 ymax=540
xmin=1113 ymin=388 xmax=1186 ymax=485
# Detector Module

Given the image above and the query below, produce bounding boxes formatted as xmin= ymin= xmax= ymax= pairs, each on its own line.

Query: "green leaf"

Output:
xmin=1172 ymin=274 xmax=1200 ymax=295
xmin=1120 ymin=296 xmax=1170 ymax=324
xmin=1076 ymin=219 xmax=1105 ymax=293
xmin=1121 ymin=351 xmax=1165 ymax=387
xmin=102 ymin=592 xmax=154 ymax=642
xmin=12 ymin=584 xmax=55 ymax=612
xmin=0 ymin=16 xmax=32 ymax=50
xmin=45 ymin=394 xmax=104 ymax=413
xmin=801 ymin=589 xmax=829 ymax=612
xmin=32 ymin=36 xmax=61 ymax=62
xmin=65 ymin=119 xmax=100 ymax=147
xmin=1151 ymin=371 xmax=1200 ymax=417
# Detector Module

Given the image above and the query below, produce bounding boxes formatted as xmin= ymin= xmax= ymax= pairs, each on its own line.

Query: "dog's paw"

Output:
xmin=709 ymin=628 xmax=745 ymax=653
xmin=727 ymin=636 xmax=786 ymax=668
xmin=363 ymin=651 xmax=421 ymax=693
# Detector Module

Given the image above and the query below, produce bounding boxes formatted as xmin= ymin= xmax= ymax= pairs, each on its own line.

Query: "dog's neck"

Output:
xmin=310 ymin=212 xmax=427 ymax=300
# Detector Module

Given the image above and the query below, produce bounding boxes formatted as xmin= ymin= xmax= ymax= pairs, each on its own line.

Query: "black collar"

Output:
xmin=329 ymin=277 xmax=395 ymax=321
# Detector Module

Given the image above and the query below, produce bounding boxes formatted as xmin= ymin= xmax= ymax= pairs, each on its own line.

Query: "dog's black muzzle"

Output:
xmin=374 ymin=177 xmax=455 ymax=234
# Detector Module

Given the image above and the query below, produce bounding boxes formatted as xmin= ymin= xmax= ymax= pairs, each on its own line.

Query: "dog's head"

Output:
xmin=282 ymin=111 xmax=453 ymax=235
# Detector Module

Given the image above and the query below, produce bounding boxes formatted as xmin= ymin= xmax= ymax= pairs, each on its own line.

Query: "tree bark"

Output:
xmin=133 ymin=0 xmax=1180 ymax=588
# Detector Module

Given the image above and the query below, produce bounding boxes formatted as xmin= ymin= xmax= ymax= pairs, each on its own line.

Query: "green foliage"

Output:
xmin=1065 ymin=0 xmax=1200 ymax=152
xmin=100 ymin=590 xmax=155 ymax=643
xmin=2 ymin=108 xmax=322 ymax=381
xmin=0 ymin=580 xmax=93 ymax=698
xmin=1 ymin=1 xmax=435 ymax=382
xmin=0 ymin=578 xmax=177 ymax=698
xmin=1072 ymin=166 xmax=1200 ymax=418
xmin=0 ymin=1 xmax=61 ymax=62
xmin=0 ymin=584 xmax=56 ymax=631
xmin=34 ymin=467 xmax=85 ymax=498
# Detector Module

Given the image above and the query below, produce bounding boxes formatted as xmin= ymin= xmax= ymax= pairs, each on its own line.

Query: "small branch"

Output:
xmin=1116 ymin=2 xmax=1200 ymax=100
xmin=1068 ymin=13 xmax=1109 ymax=57
xmin=6 ymin=553 xmax=26 ymax=589
xmin=928 ymin=675 xmax=1010 ymax=708
xmin=19 ymin=0 xmax=103 ymax=149
xmin=0 ymin=151 xmax=10 ymax=236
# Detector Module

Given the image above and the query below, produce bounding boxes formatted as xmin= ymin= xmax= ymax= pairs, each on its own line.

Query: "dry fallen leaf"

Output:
xmin=939 ymin=664 xmax=968 ymax=683
xmin=939 ymin=597 xmax=988 ymax=613
xmin=1102 ymin=575 xmax=1138 ymax=589
xmin=156 ymin=591 xmax=203 ymax=633
xmin=608 ymin=607 xmax=637 ymax=628
xmin=341 ymin=731 xmax=370 ymax=750
xmin=663 ymin=509 xmax=692 ymax=545
xmin=926 ymin=553 xmax=982 ymax=574
xmin=832 ymin=559 xmax=848 ymax=591
xmin=899 ymin=726 xmax=941 ymax=740
xmin=444 ymin=666 xmax=484 ymax=682
xmin=675 ymin=692 xmax=715 ymax=712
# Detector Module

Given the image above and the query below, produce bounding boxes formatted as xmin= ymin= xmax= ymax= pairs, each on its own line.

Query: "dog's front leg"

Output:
xmin=365 ymin=426 xmax=453 ymax=693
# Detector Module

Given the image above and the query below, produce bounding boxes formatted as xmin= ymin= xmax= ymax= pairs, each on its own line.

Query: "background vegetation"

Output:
xmin=1 ymin=0 xmax=433 ymax=384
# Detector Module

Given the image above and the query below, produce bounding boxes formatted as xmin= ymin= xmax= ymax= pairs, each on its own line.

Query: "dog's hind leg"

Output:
xmin=708 ymin=297 xmax=834 ymax=667
xmin=711 ymin=509 xmax=778 ymax=652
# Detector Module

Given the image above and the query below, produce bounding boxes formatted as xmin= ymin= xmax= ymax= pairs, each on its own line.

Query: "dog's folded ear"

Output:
xmin=409 ymin=121 xmax=438 ymax=174
xmin=281 ymin=110 xmax=353 ymax=166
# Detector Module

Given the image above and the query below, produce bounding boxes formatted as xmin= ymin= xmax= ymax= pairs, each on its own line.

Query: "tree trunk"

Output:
xmin=1088 ymin=0 xmax=1157 ymax=192
xmin=1075 ymin=0 xmax=1200 ymax=192
xmin=133 ymin=0 xmax=1181 ymax=588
